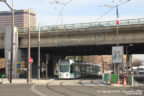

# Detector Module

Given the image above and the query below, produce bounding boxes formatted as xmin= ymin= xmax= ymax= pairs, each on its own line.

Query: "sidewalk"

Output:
xmin=0 ymin=78 xmax=143 ymax=87
xmin=0 ymin=78 xmax=55 ymax=85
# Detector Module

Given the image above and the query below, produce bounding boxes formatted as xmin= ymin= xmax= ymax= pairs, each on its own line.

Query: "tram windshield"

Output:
xmin=59 ymin=60 xmax=70 ymax=72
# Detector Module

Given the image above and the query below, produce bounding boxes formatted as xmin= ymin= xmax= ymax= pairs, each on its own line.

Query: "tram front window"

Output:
xmin=59 ymin=60 xmax=69 ymax=72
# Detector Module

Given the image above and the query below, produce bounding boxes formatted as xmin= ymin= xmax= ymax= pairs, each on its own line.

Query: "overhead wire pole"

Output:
xmin=0 ymin=0 xmax=14 ymax=83
xmin=38 ymin=23 xmax=41 ymax=80
xmin=116 ymin=5 xmax=120 ymax=83
xmin=96 ymin=0 xmax=131 ymax=84
xmin=115 ymin=0 xmax=131 ymax=83
xmin=11 ymin=0 xmax=14 ymax=84
xmin=27 ymin=9 xmax=31 ymax=83
xmin=10 ymin=0 xmax=14 ymax=84
xmin=97 ymin=0 xmax=131 ymax=80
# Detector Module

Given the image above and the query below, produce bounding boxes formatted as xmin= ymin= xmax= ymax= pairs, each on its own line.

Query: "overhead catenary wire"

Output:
xmin=96 ymin=0 xmax=131 ymax=21
xmin=53 ymin=0 xmax=72 ymax=25
xmin=17 ymin=0 xmax=132 ymax=25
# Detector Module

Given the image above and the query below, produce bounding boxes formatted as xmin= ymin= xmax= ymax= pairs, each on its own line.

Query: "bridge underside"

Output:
xmin=1 ymin=43 xmax=144 ymax=78
xmin=24 ymin=43 xmax=144 ymax=55
xmin=0 ymin=49 xmax=4 ymax=58
xmin=1 ymin=43 xmax=144 ymax=58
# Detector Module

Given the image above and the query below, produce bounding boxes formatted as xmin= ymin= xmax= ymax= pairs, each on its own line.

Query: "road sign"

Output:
xmin=28 ymin=57 xmax=33 ymax=64
xmin=112 ymin=46 xmax=123 ymax=63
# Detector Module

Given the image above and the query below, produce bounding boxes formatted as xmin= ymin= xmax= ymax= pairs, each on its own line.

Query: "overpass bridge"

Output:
xmin=0 ymin=18 xmax=144 ymax=78
xmin=0 ymin=18 xmax=144 ymax=55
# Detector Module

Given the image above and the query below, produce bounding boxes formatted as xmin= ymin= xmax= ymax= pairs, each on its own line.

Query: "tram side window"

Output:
xmin=74 ymin=65 xmax=80 ymax=73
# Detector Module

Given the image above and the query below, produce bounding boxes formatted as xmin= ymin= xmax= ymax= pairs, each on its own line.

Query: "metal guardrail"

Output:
xmin=0 ymin=18 xmax=144 ymax=34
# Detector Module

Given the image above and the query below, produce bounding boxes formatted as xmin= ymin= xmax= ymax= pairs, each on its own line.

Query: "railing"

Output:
xmin=0 ymin=18 xmax=144 ymax=34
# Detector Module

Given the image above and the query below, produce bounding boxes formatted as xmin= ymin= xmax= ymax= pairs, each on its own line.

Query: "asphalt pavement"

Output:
xmin=0 ymin=79 xmax=144 ymax=96
xmin=0 ymin=84 xmax=38 ymax=96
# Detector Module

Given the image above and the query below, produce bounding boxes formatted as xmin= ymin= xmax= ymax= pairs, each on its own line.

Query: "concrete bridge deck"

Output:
xmin=0 ymin=18 xmax=144 ymax=50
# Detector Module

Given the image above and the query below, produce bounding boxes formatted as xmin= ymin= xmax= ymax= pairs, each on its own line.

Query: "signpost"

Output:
xmin=112 ymin=46 xmax=123 ymax=84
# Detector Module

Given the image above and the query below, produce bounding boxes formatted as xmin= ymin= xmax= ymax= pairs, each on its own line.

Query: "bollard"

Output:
xmin=131 ymin=73 xmax=134 ymax=86
xmin=122 ymin=76 xmax=126 ymax=86
xmin=1 ymin=75 xmax=6 ymax=84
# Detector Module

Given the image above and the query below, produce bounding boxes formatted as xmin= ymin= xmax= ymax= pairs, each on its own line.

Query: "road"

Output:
xmin=0 ymin=79 xmax=144 ymax=96
xmin=0 ymin=84 xmax=38 ymax=96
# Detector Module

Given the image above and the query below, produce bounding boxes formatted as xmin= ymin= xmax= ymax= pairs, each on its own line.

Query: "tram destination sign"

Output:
xmin=112 ymin=46 xmax=123 ymax=63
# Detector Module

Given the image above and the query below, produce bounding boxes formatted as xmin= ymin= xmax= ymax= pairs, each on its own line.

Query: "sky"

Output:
xmin=0 ymin=0 xmax=144 ymax=60
xmin=0 ymin=0 xmax=144 ymax=26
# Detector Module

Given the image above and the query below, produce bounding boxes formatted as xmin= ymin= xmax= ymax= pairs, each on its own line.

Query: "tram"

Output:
xmin=58 ymin=59 xmax=100 ymax=79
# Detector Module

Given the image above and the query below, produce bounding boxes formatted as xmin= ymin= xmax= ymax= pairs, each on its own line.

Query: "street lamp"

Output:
xmin=0 ymin=0 xmax=14 ymax=83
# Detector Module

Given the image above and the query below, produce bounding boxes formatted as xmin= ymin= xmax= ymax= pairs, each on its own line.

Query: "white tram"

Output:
xmin=58 ymin=59 xmax=100 ymax=79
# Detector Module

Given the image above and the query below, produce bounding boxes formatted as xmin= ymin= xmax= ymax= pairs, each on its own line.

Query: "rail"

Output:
xmin=0 ymin=18 xmax=144 ymax=34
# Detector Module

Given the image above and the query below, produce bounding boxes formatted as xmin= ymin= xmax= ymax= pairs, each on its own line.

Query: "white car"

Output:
xmin=130 ymin=67 xmax=138 ymax=74
xmin=137 ymin=66 xmax=144 ymax=74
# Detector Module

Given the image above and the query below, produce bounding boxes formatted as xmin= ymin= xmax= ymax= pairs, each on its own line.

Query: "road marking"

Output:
xmin=31 ymin=84 xmax=47 ymax=96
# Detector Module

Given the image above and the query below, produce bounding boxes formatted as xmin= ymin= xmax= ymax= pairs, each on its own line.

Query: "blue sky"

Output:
xmin=0 ymin=0 xmax=144 ymax=25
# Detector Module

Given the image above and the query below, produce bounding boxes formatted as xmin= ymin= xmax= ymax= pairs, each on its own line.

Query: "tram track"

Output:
xmin=46 ymin=80 xmax=70 ymax=96
xmin=60 ymin=80 xmax=97 ymax=96
xmin=79 ymin=79 xmax=98 ymax=90
xmin=79 ymin=79 xmax=110 ymax=90
xmin=46 ymin=79 xmax=98 ymax=96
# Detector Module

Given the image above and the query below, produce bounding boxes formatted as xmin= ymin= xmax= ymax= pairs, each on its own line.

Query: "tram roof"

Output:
xmin=72 ymin=62 xmax=101 ymax=66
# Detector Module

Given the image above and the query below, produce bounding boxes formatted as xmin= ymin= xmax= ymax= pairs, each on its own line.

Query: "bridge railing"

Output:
xmin=40 ymin=18 xmax=144 ymax=32
xmin=38 ymin=18 xmax=144 ymax=32
xmin=0 ymin=18 xmax=144 ymax=34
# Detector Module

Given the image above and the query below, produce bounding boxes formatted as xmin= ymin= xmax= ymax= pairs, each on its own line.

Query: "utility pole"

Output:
xmin=0 ymin=0 xmax=16 ymax=83
xmin=0 ymin=0 xmax=15 ymax=83
xmin=38 ymin=24 xmax=41 ymax=80
xmin=27 ymin=9 xmax=31 ymax=83
xmin=126 ymin=46 xmax=129 ymax=77
xmin=10 ymin=0 xmax=14 ymax=83
xmin=46 ymin=54 xmax=49 ymax=79
xmin=116 ymin=5 xmax=120 ymax=83
xmin=8 ymin=50 xmax=10 ymax=81
xmin=101 ymin=56 xmax=104 ymax=74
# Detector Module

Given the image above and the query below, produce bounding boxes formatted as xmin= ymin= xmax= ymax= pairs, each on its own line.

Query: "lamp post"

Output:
xmin=0 ymin=0 xmax=14 ymax=83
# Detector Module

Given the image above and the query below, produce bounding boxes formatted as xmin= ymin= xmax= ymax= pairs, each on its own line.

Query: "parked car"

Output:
xmin=130 ymin=67 xmax=138 ymax=74
xmin=137 ymin=66 xmax=144 ymax=74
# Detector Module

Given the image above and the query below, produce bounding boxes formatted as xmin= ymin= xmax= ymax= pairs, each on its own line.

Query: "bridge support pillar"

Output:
xmin=4 ymin=27 xmax=18 ymax=79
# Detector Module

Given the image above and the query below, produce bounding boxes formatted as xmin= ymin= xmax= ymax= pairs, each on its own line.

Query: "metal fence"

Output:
xmin=0 ymin=18 xmax=144 ymax=34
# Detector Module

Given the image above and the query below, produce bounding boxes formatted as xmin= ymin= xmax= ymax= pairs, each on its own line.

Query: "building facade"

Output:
xmin=0 ymin=9 xmax=36 ymax=78
xmin=0 ymin=9 xmax=36 ymax=29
